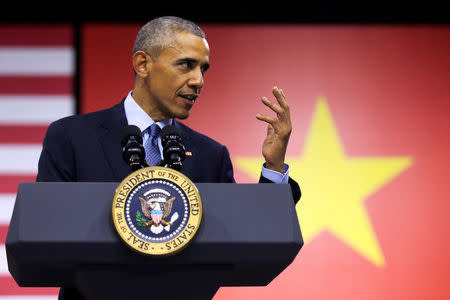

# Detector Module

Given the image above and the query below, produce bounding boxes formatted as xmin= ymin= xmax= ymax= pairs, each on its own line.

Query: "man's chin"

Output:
xmin=174 ymin=110 xmax=190 ymax=120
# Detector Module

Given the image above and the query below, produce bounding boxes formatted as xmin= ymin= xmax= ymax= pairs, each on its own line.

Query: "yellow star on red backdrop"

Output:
xmin=235 ymin=97 xmax=412 ymax=267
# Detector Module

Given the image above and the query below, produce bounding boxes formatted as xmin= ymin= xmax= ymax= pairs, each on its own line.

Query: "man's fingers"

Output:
xmin=272 ymin=86 xmax=290 ymax=114
xmin=261 ymin=97 xmax=284 ymax=116
xmin=256 ymin=114 xmax=278 ymax=125
xmin=258 ymin=87 xmax=292 ymax=136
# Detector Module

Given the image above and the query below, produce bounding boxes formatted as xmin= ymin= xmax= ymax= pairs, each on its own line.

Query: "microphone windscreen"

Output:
xmin=160 ymin=125 xmax=181 ymax=139
xmin=121 ymin=125 xmax=143 ymax=146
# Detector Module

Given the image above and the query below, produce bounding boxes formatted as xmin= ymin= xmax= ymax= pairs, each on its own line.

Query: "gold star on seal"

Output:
xmin=235 ymin=97 xmax=413 ymax=267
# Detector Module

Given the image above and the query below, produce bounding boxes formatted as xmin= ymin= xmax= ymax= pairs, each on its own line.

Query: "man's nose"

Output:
xmin=188 ymin=68 xmax=204 ymax=90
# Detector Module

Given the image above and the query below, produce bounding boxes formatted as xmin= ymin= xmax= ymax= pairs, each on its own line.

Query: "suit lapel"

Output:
xmin=98 ymin=101 xmax=132 ymax=181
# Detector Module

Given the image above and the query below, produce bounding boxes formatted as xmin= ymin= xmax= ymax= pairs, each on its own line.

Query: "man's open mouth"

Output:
xmin=179 ymin=94 xmax=197 ymax=103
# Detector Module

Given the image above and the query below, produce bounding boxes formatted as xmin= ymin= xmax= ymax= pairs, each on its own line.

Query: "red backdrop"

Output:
xmin=81 ymin=24 xmax=450 ymax=299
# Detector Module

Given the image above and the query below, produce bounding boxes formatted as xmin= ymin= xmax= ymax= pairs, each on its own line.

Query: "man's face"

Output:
xmin=145 ymin=31 xmax=210 ymax=120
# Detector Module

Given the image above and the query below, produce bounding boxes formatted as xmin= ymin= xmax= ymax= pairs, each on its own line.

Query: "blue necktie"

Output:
xmin=144 ymin=123 xmax=161 ymax=166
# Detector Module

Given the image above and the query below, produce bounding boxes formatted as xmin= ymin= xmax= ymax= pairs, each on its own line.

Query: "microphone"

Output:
xmin=121 ymin=125 xmax=148 ymax=171
xmin=159 ymin=125 xmax=186 ymax=171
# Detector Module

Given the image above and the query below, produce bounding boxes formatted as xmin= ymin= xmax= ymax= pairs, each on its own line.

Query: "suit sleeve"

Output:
xmin=259 ymin=175 xmax=301 ymax=204
xmin=219 ymin=145 xmax=301 ymax=203
xmin=36 ymin=121 xmax=76 ymax=182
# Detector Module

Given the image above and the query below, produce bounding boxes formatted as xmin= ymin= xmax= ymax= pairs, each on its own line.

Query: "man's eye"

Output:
xmin=180 ymin=61 xmax=192 ymax=68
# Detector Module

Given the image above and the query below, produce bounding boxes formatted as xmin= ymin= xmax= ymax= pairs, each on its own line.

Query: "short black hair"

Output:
xmin=132 ymin=16 xmax=206 ymax=59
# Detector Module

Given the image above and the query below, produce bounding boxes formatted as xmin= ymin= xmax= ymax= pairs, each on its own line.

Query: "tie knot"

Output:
xmin=147 ymin=123 xmax=161 ymax=138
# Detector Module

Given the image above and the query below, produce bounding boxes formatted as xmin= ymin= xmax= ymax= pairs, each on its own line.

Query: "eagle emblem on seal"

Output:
xmin=137 ymin=188 xmax=179 ymax=234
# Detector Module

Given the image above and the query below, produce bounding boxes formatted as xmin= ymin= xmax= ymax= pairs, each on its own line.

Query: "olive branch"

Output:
xmin=136 ymin=211 xmax=148 ymax=227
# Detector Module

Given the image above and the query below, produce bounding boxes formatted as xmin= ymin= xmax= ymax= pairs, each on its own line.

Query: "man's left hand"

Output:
xmin=256 ymin=86 xmax=292 ymax=173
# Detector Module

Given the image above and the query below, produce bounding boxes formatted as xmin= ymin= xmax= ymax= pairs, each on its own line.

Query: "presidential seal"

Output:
xmin=112 ymin=166 xmax=202 ymax=256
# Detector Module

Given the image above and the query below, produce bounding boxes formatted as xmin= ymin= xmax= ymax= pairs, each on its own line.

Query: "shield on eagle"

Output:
xmin=150 ymin=203 xmax=163 ymax=225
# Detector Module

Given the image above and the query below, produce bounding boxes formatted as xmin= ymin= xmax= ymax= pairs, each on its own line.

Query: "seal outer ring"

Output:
xmin=112 ymin=166 xmax=202 ymax=256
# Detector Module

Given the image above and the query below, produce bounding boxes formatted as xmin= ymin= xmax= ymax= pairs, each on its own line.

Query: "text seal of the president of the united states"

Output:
xmin=112 ymin=166 xmax=202 ymax=256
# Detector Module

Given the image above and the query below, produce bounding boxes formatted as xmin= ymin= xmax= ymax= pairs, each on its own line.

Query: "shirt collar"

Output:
xmin=124 ymin=91 xmax=172 ymax=132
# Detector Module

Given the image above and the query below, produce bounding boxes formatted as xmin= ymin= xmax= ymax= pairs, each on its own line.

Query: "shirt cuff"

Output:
xmin=261 ymin=163 xmax=290 ymax=184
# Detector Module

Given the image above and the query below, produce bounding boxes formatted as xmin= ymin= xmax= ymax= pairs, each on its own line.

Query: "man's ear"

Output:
xmin=132 ymin=51 xmax=152 ymax=78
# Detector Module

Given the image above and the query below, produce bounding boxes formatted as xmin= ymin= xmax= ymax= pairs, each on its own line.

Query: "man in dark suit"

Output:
xmin=37 ymin=16 xmax=300 ymax=299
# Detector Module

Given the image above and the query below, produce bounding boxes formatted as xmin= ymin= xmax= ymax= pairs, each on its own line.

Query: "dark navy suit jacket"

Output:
xmin=37 ymin=101 xmax=233 ymax=183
